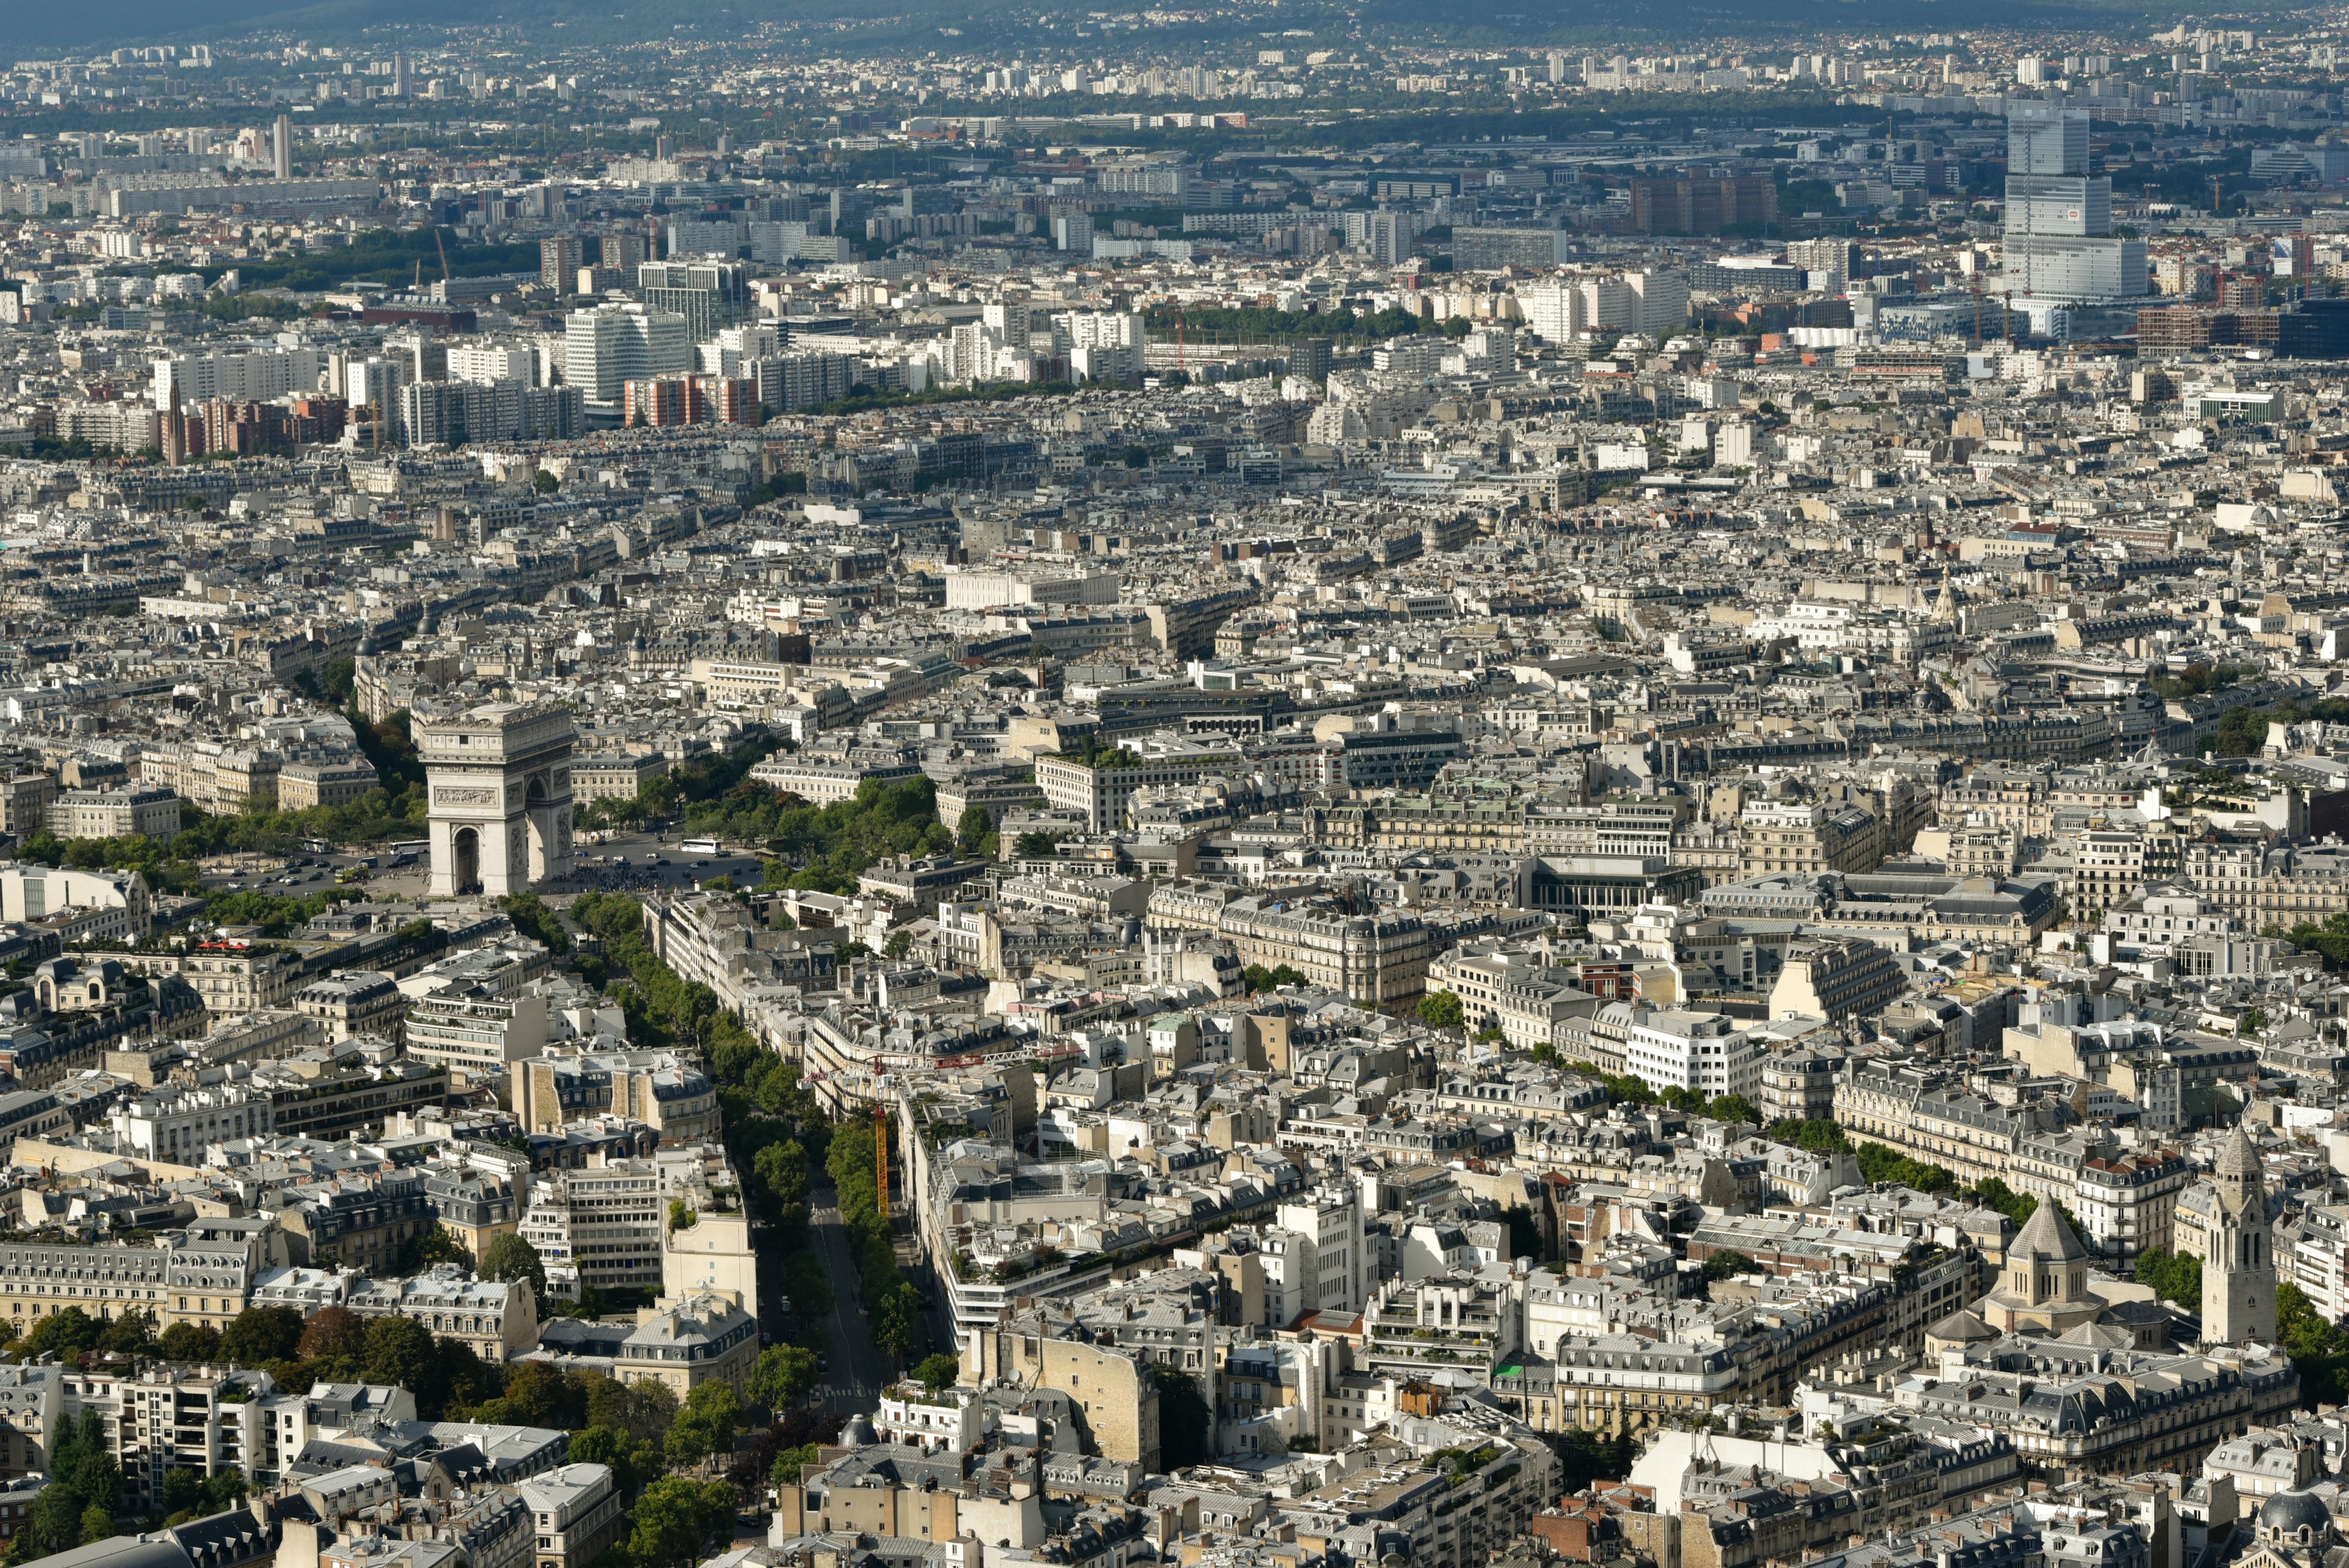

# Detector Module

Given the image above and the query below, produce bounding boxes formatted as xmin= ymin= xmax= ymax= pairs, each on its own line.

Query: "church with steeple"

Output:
xmin=2204 ymin=1122 xmax=2276 ymax=1345
xmin=1927 ymin=1195 xmax=2178 ymax=1353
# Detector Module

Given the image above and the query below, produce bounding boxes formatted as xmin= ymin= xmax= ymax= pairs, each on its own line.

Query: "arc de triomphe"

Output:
xmin=418 ymin=704 xmax=576 ymax=897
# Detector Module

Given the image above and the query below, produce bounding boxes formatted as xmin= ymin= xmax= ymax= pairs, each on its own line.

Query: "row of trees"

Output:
xmin=738 ymin=776 xmax=957 ymax=895
xmin=573 ymin=735 xmax=786 ymax=833
xmin=825 ymin=1103 xmax=924 ymax=1365
xmin=10 ymin=1304 xmax=500 ymax=1419
xmin=530 ymin=828 xmax=861 ymax=1536
xmin=8 ymin=1301 xmax=818 ymax=1565
xmin=1567 ymin=1060 xmax=1757 ymax=1124
xmin=1764 ymin=1120 xmax=2081 ymax=1234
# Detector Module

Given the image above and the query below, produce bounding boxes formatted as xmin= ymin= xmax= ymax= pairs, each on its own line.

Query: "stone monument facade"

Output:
xmin=419 ymin=704 xmax=576 ymax=897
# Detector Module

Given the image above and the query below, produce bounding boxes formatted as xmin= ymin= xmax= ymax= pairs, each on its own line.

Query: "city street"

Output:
xmin=804 ymin=1173 xmax=889 ymax=1413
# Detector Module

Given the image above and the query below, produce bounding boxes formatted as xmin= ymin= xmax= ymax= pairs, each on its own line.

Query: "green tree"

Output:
xmin=747 ymin=1344 xmax=820 ymax=1412
xmin=586 ymin=1375 xmax=678 ymax=1443
xmin=770 ymin=1442 xmax=824 ymax=1489
xmin=754 ymin=1140 xmax=809 ymax=1221
xmin=628 ymin=1477 xmax=738 ymax=1568
xmin=490 ymin=1361 xmax=588 ymax=1429
xmin=566 ymin=1424 xmax=660 ymax=1499
xmin=397 ymin=1227 xmax=473 ymax=1274
xmin=1504 ymin=1206 xmax=1543 ymax=1262
xmin=158 ymin=1321 xmax=221 ymax=1362
xmin=666 ymin=1378 xmax=744 ymax=1470
xmin=499 ymin=894 xmax=572 ymax=956
xmin=27 ymin=1487 xmax=80 ymax=1555
xmin=360 ymin=1315 xmax=437 ymax=1399
xmin=2133 ymin=1246 xmax=2202 ymax=1307
xmin=220 ymin=1306 xmax=305 ymax=1366
xmin=19 ymin=1307 xmax=103 ymax=1362
xmin=954 ymin=804 xmax=992 ymax=855
xmin=299 ymin=1305 xmax=369 ymax=1362
xmin=2239 ymin=1006 xmax=2270 ymax=1038
xmin=1702 ymin=1249 xmax=1759 ymax=1282
xmin=1765 ymin=1119 xmax=1852 ymax=1153
xmin=1707 ymin=1094 xmax=1761 ymax=1126
xmin=873 ymin=1281 xmax=921 ymax=1364
xmin=912 ymin=1352 xmax=960 ymax=1391
xmin=1415 ymin=990 xmax=1465 ymax=1030
xmin=96 ymin=1309 xmax=155 ymax=1356
xmin=1546 ymin=1429 xmax=1638 ymax=1494
xmin=2279 ymin=1280 xmax=2349 ymax=1407
xmin=482 ymin=1232 xmax=551 ymax=1312
xmin=1153 ymin=1364 xmax=1213 ymax=1470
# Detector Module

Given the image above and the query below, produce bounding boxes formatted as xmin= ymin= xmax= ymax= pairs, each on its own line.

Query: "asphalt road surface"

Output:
xmin=806 ymin=1172 xmax=889 ymax=1413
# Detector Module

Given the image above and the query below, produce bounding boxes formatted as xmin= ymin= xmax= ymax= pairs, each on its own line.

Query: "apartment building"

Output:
xmin=0 ymin=774 xmax=56 ymax=836
xmin=422 ymin=1156 xmax=529 ymax=1263
xmin=1759 ymin=1040 xmax=1846 ymax=1123
xmin=0 ymin=1225 xmax=271 ymax=1336
xmin=519 ymin=1159 xmax=666 ymax=1299
xmin=1214 ymin=897 xmax=1434 ymax=1005
xmin=1766 ymin=939 xmax=1907 ymax=1023
xmin=254 ymin=1266 xmax=535 ymax=1364
xmin=122 ymin=946 xmax=303 ymax=1012
xmin=0 ymin=865 xmax=152 ymax=941
xmin=508 ymin=1048 xmax=719 ymax=1144
xmin=276 ymin=759 xmax=382 ymax=810
xmin=54 ymin=786 xmax=180 ymax=844
xmin=403 ymin=990 xmax=551 ymax=1081
xmin=270 ymin=1170 xmax=434 ymax=1276
xmin=1036 ymin=740 xmax=1245 ymax=831
xmin=2182 ymin=840 xmax=2349 ymax=929
xmin=2074 ymin=1148 xmax=2191 ymax=1264
xmin=657 ymin=1146 xmax=757 ymax=1316
xmin=965 ymin=1320 xmax=1165 ymax=1471
xmin=1738 ymin=800 xmax=1882 ymax=877
xmin=518 ymin=1463 xmax=626 ymax=1568
xmin=63 ymin=1363 xmax=277 ymax=1509
xmin=570 ymin=754 xmax=667 ymax=804
xmin=293 ymin=972 xmax=407 ymax=1042
xmin=1260 ymin=1187 xmax=1367 ymax=1327
xmin=1623 ymin=1009 xmax=1760 ymax=1101
xmin=611 ymin=1292 xmax=759 ymax=1395
xmin=108 ymin=1083 xmax=273 ymax=1162
xmin=261 ymin=1058 xmax=450 ymax=1142
xmin=1284 ymin=1426 xmax=1558 ymax=1568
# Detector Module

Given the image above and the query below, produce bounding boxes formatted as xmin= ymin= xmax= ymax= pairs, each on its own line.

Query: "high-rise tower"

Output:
xmin=2002 ymin=105 xmax=2147 ymax=303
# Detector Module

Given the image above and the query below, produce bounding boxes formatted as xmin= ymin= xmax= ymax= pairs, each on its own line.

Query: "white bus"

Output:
xmin=681 ymin=838 xmax=722 ymax=855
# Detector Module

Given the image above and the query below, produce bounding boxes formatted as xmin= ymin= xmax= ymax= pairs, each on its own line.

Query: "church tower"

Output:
xmin=2205 ymin=1123 xmax=2276 ymax=1344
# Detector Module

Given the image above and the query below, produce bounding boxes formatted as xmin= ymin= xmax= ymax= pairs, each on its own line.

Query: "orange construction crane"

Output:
xmin=875 ymin=1103 xmax=889 ymax=1220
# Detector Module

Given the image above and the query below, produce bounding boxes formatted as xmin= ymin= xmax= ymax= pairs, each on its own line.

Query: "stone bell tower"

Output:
xmin=2204 ymin=1121 xmax=2276 ymax=1345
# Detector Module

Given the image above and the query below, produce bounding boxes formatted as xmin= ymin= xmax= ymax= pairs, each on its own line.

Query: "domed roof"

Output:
xmin=2259 ymin=1490 xmax=2333 ymax=1539
xmin=840 ymin=1413 xmax=877 ymax=1447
